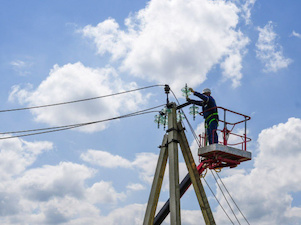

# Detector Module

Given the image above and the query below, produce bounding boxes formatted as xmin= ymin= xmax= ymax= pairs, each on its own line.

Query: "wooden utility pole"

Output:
xmin=143 ymin=102 xmax=215 ymax=225
xmin=167 ymin=104 xmax=181 ymax=224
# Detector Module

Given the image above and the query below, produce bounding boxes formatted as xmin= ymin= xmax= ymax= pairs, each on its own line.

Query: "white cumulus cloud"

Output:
xmin=126 ymin=183 xmax=145 ymax=191
xmin=81 ymin=149 xmax=132 ymax=168
xmin=9 ymin=62 xmax=146 ymax=133
xmin=0 ymin=141 xmax=127 ymax=224
xmin=16 ymin=162 xmax=95 ymax=201
xmin=0 ymin=137 xmax=52 ymax=180
xmin=86 ymin=181 xmax=126 ymax=204
xmin=82 ymin=0 xmax=249 ymax=90
xmin=240 ymin=0 xmax=256 ymax=25
xmin=10 ymin=59 xmax=33 ymax=76
xmin=256 ymin=21 xmax=292 ymax=72
xmin=81 ymin=150 xmax=159 ymax=184
xmin=291 ymin=30 xmax=301 ymax=39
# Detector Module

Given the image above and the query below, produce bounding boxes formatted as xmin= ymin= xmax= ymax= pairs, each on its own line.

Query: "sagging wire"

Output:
xmin=0 ymin=104 xmax=166 ymax=140
xmin=215 ymin=171 xmax=251 ymax=225
xmin=211 ymin=170 xmax=241 ymax=225
xmin=0 ymin=84 xmax=165 ymax=113
xmin=0 ymin=84 xmax=166 ymax=140
xmin=203 ymin=177 xmax=235 ymax=225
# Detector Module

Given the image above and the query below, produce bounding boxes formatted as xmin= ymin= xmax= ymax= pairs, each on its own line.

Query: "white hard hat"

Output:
xmin=202 ymin=88 xmax=211 ymax=94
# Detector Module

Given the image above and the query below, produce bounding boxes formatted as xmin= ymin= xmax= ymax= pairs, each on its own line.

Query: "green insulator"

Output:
xmin=189 ymin=104 xmax=199 ymax=121
xmin=158 ymin=115 xmax=167 ymax=130
xmin=160 ymin=115 xmax=168 ymax=126
xmin=181 ymin=86 xmax=192 ymax=98
xmin=162 ymin=107 xmax=171 ymax=114
xmin=189 ymin=105 xmax=199 ymax=115
xmin=154 ymin=114 xmax=168 ymax=129
xmin=177 ymin=111 xmax=185 ymax=122
xmin=154 ymin=115 xmax=161 ymax=128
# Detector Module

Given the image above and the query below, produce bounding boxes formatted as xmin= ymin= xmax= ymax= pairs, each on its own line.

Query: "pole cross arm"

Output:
xmin=176 ymin=102 xmax=192 ymax=110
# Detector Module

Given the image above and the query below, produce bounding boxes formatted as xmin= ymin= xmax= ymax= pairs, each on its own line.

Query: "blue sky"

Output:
xmin=1 ymin=0 xmax=301 ymax=224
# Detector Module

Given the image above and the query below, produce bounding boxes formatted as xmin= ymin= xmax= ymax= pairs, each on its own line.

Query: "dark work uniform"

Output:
xmin=188 ymin=91 xmax=219 ymax=144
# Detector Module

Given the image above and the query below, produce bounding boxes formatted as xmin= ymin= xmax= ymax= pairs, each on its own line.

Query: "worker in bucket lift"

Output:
xmin=187 ymin=88 xmax=219 ymax=145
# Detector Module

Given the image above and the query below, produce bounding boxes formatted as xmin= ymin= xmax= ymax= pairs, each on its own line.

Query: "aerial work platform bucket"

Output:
xmin=199 ymin=144 xmax=251 ymax=168
xmin=198 ymin=106 xmax=252 ymax=169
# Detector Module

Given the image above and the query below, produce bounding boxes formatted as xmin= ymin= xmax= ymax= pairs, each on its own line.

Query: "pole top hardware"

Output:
xmin=166 ymin=127 xmax=185 ymax=133
xmin=166 ymin=102 xmax=176 ymax=109
xmin=164 ymin=84 xmax=170 ymax=94
xmin=164 ymin=84 xmax=170 ymax=105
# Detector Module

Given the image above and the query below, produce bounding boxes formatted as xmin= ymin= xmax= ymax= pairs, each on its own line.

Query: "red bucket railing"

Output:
xmin=199 ymin=106 xmax=251 ymax=151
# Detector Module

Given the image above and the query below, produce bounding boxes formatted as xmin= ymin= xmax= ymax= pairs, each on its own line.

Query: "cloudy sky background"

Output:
xmin=1 ymin=0 xmax=301 ymax=224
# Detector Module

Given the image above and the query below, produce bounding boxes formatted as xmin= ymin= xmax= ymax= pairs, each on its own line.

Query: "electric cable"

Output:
xmin=211 ymin=170 xmax=241 ymax=224
xmin=203 ymin=177 xmax=235 ymax=225
xmin=0 ymin=104 xmax=164 ymax=135
xmin=215 ymin=171 xmax=251 ymax=225
xmin=0 ymin=104 xmax=165 ymax=140
xmin=0 ymin=84 xmax=165 ymax=113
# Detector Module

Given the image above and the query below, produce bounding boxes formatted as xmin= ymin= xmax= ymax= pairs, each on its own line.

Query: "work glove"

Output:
xmin=188 ymin=87 xmax=194 ymax=93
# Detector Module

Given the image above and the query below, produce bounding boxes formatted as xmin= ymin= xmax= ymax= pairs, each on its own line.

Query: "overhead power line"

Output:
xmin=215 ymin=171 xmax=251 ymax=225
xmin=211 ymin=170 xmax=241 ymax=224
xmin=0 ymin=84 xmax=164 ymax=113
xmin=203 ymin=177 xmax=235 ymax=225
xmin=0 ymin=104 xmax=165 ymax=140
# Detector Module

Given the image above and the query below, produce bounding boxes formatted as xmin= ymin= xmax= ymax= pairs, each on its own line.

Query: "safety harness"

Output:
xmin=205 ymin=112 xmax=219 ymax=128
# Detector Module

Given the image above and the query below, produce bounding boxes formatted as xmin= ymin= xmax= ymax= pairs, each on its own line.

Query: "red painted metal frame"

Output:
xmin=184 ymin=162 xmax=207 ymax=193
xmin=199 ymin=106 xmax=251 ymax=169
xmin=201 ymin=156 xmax=241 ymax=169
xmin=199 ymin=106 xmax=251 ymax=151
